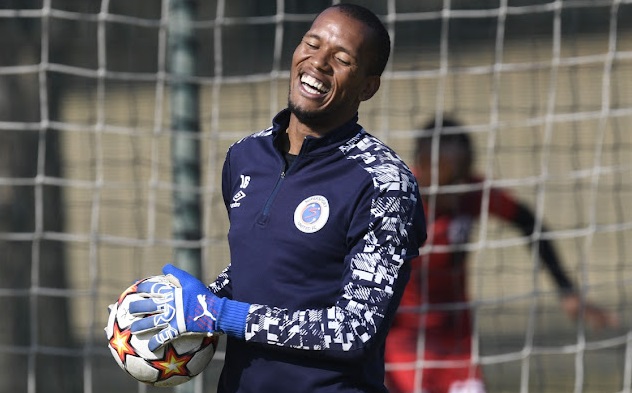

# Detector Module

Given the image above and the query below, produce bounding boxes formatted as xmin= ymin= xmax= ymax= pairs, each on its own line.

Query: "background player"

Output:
xmin=384 ymin=116 xmax=619 ymax=393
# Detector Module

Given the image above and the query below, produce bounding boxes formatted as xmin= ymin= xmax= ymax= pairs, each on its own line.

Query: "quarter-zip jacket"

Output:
xmin=210 ymin=109 xmax=427 ymax=393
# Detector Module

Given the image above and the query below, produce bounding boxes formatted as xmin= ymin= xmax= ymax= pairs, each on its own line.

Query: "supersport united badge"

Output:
xmin=293 ymin=195 xmax=330 ymax=233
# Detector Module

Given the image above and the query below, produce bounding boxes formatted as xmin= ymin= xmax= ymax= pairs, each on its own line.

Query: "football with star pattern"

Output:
xmin=105 ymin=276 xmax=219 ymax=387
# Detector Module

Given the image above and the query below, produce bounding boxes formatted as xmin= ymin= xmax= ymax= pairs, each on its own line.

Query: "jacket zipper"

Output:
xmin=261 ymin=170 xmax=286 ymax=219
xmin=259 ymin=140 xmax=303 ymax=223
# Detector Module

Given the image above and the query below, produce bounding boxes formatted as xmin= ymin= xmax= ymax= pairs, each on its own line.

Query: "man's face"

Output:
xmin=416 ymin=143 xmax=470 ymax=189
xmin=288 ymin=8 xmax=379 ymax=128
xmin=416 ymin=146 xmax=470 ymax=212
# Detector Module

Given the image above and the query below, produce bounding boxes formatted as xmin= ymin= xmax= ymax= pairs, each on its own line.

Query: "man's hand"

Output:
xmin=560 ymin=293 xmax=619 ymax=330
xmin=129 ymin=264 xmax=226 ymax=351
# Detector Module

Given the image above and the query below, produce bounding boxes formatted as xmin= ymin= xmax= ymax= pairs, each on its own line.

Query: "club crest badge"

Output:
xmin=294 ymin=195 xmax=330 ymax=233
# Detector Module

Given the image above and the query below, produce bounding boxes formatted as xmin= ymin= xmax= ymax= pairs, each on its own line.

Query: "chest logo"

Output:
xmin=294 ymin=195 xmax=329 ymax=233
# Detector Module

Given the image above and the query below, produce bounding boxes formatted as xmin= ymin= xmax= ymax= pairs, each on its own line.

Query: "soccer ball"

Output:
xmin=105 ymin=276 xmax=219 ymax=387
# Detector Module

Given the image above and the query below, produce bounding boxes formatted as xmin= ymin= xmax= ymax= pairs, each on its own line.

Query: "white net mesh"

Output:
xmin=0 ymin=1 xmax=631 ymax=392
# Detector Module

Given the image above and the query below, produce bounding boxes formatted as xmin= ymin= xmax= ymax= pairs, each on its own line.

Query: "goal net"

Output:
xmin=0 ymin=1 xmax=630 ymax=392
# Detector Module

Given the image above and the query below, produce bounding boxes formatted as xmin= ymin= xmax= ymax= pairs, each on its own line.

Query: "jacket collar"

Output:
xmin=271 ymin=109 xmax=362 ymax=154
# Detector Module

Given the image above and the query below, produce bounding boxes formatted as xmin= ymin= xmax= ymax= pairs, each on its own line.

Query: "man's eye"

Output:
xmin=336 ymin=57 xmax=351 ymax=66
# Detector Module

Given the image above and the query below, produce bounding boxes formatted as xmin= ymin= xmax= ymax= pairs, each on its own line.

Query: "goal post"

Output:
xmin=0 ymin=1 xmax=630 ymax=392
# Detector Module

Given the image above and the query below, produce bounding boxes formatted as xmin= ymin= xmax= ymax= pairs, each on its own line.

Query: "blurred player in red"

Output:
xmin=385 ymin=117 xmax=619 ymax=393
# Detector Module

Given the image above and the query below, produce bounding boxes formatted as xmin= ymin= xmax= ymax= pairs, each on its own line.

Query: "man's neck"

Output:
xmin=286 ymin=115 xmax=341 ymax=155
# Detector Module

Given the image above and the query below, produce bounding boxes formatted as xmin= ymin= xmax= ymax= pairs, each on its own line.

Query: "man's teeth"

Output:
xmin=301 ymin=74 xmax=329 ymax=94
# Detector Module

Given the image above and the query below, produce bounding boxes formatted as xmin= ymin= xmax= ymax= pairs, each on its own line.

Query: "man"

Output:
xmin=126 ymin=4 xmax=426 ymax=393
xmin=384 ymin=117 xmax=619 ymax=393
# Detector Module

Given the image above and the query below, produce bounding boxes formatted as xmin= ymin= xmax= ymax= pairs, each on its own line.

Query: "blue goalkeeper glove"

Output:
xmin=129 ymin=263 xmax=249 ymax=351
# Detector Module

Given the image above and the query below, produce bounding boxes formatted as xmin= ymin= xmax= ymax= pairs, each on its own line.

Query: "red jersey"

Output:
xmin=385 ymin=177 xmax=520 ymax=393
xmin=393 ymin=177 xmax=519 ymax=344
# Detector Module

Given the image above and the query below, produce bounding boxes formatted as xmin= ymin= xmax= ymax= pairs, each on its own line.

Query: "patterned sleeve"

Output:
xmin=242 ymin=145 xmax=425 ymax=360
xmin=208 ymin=264 xmax=233 ymax=299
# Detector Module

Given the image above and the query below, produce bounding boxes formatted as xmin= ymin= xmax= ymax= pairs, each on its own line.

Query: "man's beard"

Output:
xmin=288 ymin=91 xmax=336 ymax=128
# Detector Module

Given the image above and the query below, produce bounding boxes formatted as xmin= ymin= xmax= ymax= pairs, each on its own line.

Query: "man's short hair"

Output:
xmin=325 ymin=4 xmax=391 ymax=76
xmin=415 ymin=116 xmax=474 ymax=171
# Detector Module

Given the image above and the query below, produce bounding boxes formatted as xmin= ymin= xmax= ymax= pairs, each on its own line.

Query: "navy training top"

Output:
xmin=210 ymin=109 xmax=427 ymax=393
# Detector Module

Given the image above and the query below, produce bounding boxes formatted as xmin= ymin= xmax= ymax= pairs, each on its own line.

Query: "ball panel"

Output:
xmin=126 ymin=354 xmax=160 ymax=383
xmin=108 ymin=344 xmax=125 ymax=369
xmin=104 ymin=303 xmax=117 ymax=339
xmin=130 ymin=332 xmax=163 ymax=360
xmin=108 ymin=318 xmax=138 ymax=366
xmin=187 ymin=336 xmax=219 ymax=375
xmin=154 ymin=376 xmax=192 ymax=388
xmin=171 ymin=333 xmax=208 ymax=353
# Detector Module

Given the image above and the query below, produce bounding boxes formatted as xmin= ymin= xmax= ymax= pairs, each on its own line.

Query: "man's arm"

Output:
xmin=208 ymin=264 xmax=232 ymax=298
xmin=512 ymin=203 xmax=574 ymax=295
xmin=511 ymin=202 xmax=618 ymax=329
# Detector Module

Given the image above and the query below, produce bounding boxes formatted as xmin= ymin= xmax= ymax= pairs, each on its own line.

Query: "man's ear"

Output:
xmin=359 ymin=76 xmax=380 ymax=101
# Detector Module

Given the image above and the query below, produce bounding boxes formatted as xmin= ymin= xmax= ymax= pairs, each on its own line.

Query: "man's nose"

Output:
xmin=311 ymin=50 xmax=331 ymax=72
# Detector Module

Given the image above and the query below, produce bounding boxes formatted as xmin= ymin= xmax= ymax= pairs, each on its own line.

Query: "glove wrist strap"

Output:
xmin=217 ymin=299 xmax=250 ymax=339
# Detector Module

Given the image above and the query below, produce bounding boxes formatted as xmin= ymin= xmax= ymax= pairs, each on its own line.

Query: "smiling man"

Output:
xmin=285 ymin=5 xmax=385 ymax=141
xmin=126 ymin=4 xmax=427 ymax=393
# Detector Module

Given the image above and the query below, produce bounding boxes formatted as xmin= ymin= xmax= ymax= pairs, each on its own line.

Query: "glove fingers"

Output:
xmin=164 ymin=273 xmax=182 ymax=288
xmin=130 ymin=314 xmax=168 ymax=334
xmin=162 ymin=263 xmax=182 ymax=277
xmin=147 ymin=336 xmax=163 ymax=352
xmin=162 ymin=264 xmax=197 ymax=286
xmin=162 ymin=264 xmax=209 ymax=295
xmin=148 ymin=326 xmax=179 ymax=352
xmin=128 ymin=299 xmax=160 ymax=315
xmin=136 ymin=280 xmax=171 ymax=296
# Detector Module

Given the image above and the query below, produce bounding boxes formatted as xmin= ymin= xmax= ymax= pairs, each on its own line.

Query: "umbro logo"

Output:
xmin=230 ymin=174 xmax=250 ymax=208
